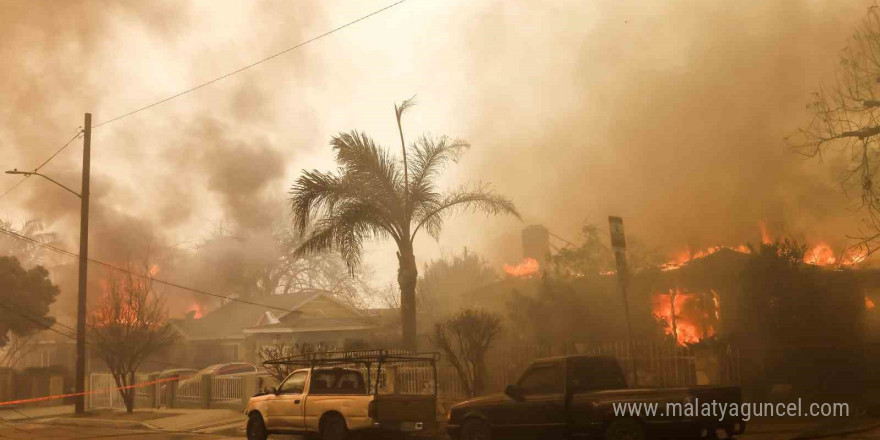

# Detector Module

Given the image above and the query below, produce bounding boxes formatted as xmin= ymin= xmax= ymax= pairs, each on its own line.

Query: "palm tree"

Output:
xmin=289 ymin=98 xmax=520 ymax=351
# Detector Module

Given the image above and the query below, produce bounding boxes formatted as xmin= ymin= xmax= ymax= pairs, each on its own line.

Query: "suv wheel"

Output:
xmin=461 ymin=418 xmax=491 ymax=440
xmin=604 ymin=418 xmax=645 ymax=440
xmin=321 ymin=413 xmax=348 ymax=440
xmin=246 ymin=413 xmax=268 ymax=440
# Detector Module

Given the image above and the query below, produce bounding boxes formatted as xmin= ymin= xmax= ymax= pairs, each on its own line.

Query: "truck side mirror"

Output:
xmin=504 ymin=384 xmax=525 ymax=401
xmin=263 ymin=386 xmax=277 ymax=395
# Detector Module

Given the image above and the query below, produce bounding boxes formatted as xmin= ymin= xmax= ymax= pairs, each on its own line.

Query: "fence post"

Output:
xmin=165 ymin=378 xmax=176 ymax=408
xmin=147 ymin=373 xmax=159 ymax=408
xmin=242 ymin=375 xmax=257 ymax=410
xmin=201 ymin=375 xmax=212 ymax=409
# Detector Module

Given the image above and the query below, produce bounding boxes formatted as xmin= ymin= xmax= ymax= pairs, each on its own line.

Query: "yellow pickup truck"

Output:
xmin=245 ymin=350 xmax=438 ymax=440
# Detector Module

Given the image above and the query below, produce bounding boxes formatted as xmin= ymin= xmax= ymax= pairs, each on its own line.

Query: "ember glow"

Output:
xmin=867 ymin=296 xmax=876 ymax=310
xmin=503 ymin=258 xmax=540 ymax=277
xmin=651 ymin=288 xmax=720 ymax=346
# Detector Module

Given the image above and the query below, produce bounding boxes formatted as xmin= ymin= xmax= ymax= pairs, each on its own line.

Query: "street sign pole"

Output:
xmin=608 ymin=216 xmax=638 ymax=385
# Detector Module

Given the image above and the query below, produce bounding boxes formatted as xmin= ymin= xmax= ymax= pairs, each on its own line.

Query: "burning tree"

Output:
xmin=431 ymin=309 xmax=502 ymax=397
xmin=289 ymin=98 xmax=519 ymax=351
xmin=88 ymin=272 xmax=177 ymax=413
xmin=789 ymin=3 xmax=880 ymax=256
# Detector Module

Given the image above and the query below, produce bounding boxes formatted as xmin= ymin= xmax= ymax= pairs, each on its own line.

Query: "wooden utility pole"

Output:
xmin=74 ymin=113 xmax=91 ymax=414
xmin=608 ymin=216 xmax=638 ymax=385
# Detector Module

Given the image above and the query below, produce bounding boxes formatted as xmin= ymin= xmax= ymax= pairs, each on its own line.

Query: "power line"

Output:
xmin=93 ymin=0 xmax=407 ymax=129
xmin=0 ymin=299 xmax=189 ymax=370
xmin=35 ymin=130 xmax=84 ymax=172
xmin=0 ymin=129 xmax=84 ymax=202
xmin=0 ymin=226 xmax=318 ymax=317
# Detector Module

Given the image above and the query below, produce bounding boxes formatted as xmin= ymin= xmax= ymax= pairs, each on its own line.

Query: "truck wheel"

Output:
xmin=246 ymin=413 xmax=268 ymax=440
xmin=604 ymin=418 xmax=645 ymax=440
xmin=461 ymin=419 xmax=491 ymax=440
xmin=321 ymin=413 xmax=349 ymax=440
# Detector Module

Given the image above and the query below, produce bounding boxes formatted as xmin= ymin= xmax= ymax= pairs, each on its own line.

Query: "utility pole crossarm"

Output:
xmin=4 ymin=169 xmax=81 ymax=198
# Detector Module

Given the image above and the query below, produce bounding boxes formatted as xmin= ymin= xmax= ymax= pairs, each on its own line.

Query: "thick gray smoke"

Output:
xmin=0 ymin=0 xmax=874 ymax=324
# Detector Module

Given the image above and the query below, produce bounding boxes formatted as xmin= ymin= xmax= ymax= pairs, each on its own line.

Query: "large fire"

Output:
xmin=652 ymin=288 xmax=720 ymax=346
xmin=660 ymin=242 xmax=866 ymax=272
xmin=503 ymin=258 xmax=540 ymax=277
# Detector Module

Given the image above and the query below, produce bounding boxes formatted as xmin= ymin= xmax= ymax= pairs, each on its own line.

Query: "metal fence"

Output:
xmin=87 ymin=373 xmax=125 ymax=410
xmin=211 ymin=376 xmax=242 ymax=401
xmin=176 ymin=378 xmax=203 ymax=401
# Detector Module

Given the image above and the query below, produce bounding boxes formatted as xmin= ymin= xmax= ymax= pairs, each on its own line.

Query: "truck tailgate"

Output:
xmin=375 ymin=394 xmax=435 ymax=421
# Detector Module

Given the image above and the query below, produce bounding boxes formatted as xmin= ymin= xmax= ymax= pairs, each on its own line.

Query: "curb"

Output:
xmin=44 ymin=417 xmax=151 ymax=430
xmin=791 ymin=421 xmax=880 ymax=440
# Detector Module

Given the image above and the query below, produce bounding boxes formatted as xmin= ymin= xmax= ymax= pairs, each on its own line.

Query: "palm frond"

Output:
xmin=289 ymin=169 xmax=357 ymax=234
xmin=394 ymin=95 xmax=417 ymax=122
xmin=293 ymin=201 xmax=397 ymax=273
xmin=331 ymin=131 xmax=404 ymax=211
xmin=408 ymin=135 xmax=470 ymax=203
xmin=411 ymin=184 xmax=521 ymax=241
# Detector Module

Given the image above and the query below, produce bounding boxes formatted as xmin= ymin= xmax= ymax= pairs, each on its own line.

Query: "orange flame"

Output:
xmin=185 ymin=303 xmax=204 ymax=319
xmin=803 ymin=243 xmax=866 ymax=268
xmin=660 ymin=246 xmax=750 ymax=271
xmin=149 ymin=264 xmax=160 ymax=277
xmin=867 ymin=296 xmax=876 ymax=310
xmin=503 ymin=258 xmax=540 ymax=277
xmin=651 ymin=288 xmax=719 ymax=346
xmin=759 ymin=221 xmax=772 ymax=244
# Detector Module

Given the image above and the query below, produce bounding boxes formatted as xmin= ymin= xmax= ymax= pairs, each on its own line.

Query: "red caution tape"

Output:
xmin=0 ymin=376 xmax=178 ymax=407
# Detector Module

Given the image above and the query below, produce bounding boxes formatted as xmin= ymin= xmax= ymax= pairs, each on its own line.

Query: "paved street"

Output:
xmin=0 ymin=420 xmax=315 ymax=440
xmin=2 ymin=420 xmax=880 ymax=440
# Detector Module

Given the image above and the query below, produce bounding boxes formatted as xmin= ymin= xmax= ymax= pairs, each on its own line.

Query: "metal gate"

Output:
xmin=87 ymin=373 xmax=126 ymax=409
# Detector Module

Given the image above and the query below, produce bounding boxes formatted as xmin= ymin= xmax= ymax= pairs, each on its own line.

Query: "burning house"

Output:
xmin=488 ymin=225 xmax=880 ymax=397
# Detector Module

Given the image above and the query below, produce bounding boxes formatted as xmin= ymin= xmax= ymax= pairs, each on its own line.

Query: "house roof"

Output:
xmin=171 ymin=290 xmax=371 ymax=341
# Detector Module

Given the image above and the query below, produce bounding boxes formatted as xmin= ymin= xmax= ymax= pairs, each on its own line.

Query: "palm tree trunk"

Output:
xmin=397 ymin=246 xmax=418 ymax=352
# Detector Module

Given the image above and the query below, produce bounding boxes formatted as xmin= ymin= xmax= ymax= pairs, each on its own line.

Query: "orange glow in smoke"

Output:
xmin=503 ymin=258 xmax=540 ymax=277
xmin=149 ymin=264 xmax=160 ymax=277
xmin=867 ymin=296 xmax=876 ymax=310
xmin=651 ymin=288 xmax=719 ymax=346
xmin=185 ymin=303 xmax=204 ymax=319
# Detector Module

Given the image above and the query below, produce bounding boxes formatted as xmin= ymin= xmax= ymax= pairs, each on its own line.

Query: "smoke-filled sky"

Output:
xmin=0 ymin=0 xmax=873 ymax=317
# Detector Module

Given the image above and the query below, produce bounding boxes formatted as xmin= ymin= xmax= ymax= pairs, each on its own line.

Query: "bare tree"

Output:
xmin=257 ymin=342 xmax=321 ymax=382
xmin=0 ymin=333 xmax=36 ymax=369
xmin=88 ymin=272 xmax=177 ymax=413
xmin=789 ymin=3 xmax=880 ymax=255
xmin=431 ymin=309 xmax=502 ymax=397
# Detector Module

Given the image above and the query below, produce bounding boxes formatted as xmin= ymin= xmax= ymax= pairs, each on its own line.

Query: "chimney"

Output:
xmin=522 ymin=224 xmax=550 ymax=266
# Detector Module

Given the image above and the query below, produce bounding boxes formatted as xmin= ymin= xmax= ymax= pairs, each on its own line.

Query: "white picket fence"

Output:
xmin=211 ymin=376 xmax=242 ymax=401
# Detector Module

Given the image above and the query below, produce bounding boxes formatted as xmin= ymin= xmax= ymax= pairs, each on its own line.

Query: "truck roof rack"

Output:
xmin=262 ymin=349 xmax=440 ymax=367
